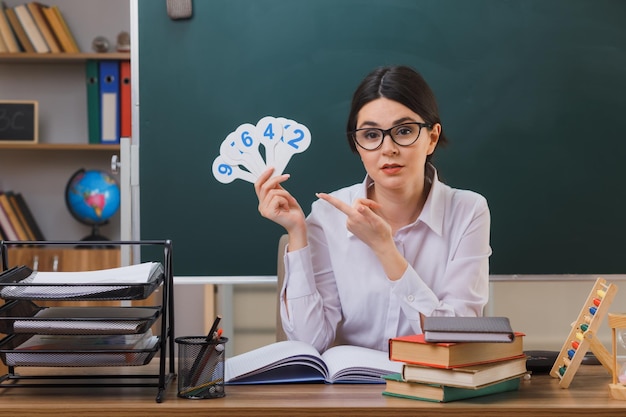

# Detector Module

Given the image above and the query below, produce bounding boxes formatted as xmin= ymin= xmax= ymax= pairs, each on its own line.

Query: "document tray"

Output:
xmin=0 ymin=333 xmax=160 ymax=367
xmin=0 ymin=300 xmax=161 ymax=335
xmin=0 ymin=265 xmax=163 ymax=301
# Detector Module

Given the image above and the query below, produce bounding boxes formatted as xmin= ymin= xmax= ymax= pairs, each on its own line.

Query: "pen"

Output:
xmin=206 ymin=315 xmax=222 ymax=343
xmin=187 ymin=315 xmax=222 ymax=386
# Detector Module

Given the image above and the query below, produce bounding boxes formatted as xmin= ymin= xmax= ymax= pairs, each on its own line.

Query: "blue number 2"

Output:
xmin=287 ymin=129 xmax=304 ymax=149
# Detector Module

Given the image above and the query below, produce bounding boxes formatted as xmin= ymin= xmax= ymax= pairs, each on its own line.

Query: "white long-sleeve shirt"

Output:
xmin=279 ymin=165 xmax=491 ymax=353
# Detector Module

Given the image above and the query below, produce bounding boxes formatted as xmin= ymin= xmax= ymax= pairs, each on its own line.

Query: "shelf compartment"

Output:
xmin=0 ymin=333 xmax=160 ymax=367
xmin=0 ymin=300 xmax=161 ymax=335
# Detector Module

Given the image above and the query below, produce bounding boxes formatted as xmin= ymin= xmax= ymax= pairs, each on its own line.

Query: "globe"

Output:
xmin=65 ymin=169 xmax=121 ymax=240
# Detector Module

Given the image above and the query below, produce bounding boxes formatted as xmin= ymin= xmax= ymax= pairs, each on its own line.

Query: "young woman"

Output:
xmin=255 ymin=65 xmax=491 ymax=353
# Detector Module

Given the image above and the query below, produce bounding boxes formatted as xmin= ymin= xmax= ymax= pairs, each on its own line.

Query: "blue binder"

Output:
xmin=99 ymin=60 xmax=120 ymax=144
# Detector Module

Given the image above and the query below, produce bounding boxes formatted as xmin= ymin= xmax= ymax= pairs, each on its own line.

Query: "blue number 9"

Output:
xmin=218 ymin=164 xmax=233 ymax=176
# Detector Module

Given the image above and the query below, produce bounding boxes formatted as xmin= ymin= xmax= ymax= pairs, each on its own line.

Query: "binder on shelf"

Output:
xmin=26 ymin=2 xmax=61 ymax=53
xmin=86 ymin=60 xmax=100 ymax=144
xmin=120 ymin=60 xmax=131 ymax=139
xmin=4 ymin=6 xmax=34 ymax=52
xmin=99 ymin=60 xmax=120 ymax=144
xmin=0 ymin=5 xmax=20 ymax=52
xmin=14 ymin=4 xmax=48 ymax=53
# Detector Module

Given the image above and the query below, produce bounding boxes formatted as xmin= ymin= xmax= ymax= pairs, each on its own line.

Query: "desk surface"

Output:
xmin=0 ymin=365 xmax=623 ymax=416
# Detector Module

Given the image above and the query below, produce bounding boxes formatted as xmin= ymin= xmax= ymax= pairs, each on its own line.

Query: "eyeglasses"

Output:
xmin=349 ymin=122 xmax=432 ymax=151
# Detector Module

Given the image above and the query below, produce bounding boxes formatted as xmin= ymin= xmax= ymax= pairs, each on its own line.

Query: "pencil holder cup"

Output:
xmin=175 ymin=336 xmax=228 ymax=399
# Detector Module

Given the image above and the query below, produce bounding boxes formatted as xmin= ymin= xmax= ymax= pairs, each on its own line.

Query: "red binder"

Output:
xmin=120 ymin=60 xmax=131 ymax=139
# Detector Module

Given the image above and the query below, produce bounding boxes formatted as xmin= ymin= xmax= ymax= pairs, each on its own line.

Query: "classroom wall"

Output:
xmin=132 ymin=0 xmax=626 ymax=355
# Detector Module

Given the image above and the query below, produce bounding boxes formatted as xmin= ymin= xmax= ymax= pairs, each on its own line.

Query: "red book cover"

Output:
xmin=120 ymin=60 xmax=131 ymax=139
xmin=389 ymin=332 xmax=525 ymax=369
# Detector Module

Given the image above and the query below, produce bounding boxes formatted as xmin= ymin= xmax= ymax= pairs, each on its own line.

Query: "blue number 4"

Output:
xmin=264 ymin=124 xmax=275 ymax=140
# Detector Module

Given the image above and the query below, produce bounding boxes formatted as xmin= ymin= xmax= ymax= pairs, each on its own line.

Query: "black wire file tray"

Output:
xmin=0 ymin=300 xmax=161 ymax=335
xmin=0 ymin=240 xmax=176 ymax=403
xmin=0 ymin=263 xmax=163 ymax=301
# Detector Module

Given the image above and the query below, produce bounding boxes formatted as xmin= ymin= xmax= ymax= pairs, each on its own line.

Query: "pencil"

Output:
xmin=187 ymin=315 xmax=222 ymax=386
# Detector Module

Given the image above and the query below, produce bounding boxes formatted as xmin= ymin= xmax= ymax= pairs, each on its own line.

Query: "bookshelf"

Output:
xmin=0 ymin=0 xmax=130 ymax=246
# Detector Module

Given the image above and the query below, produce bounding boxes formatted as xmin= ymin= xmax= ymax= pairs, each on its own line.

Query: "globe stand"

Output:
xmin=77 ymin=222 xmax=115 ymax=249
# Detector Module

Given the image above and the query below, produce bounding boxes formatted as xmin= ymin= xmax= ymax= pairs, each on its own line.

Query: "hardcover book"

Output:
xmin=382 ymin=372 xmax=522 ymax=403
xmin=14 ymin=3 xmax=48 ymax=53
xmin=401 ymin=356 xmax=528 ymax=389
xmin=4 ymin=6 xmax=34 ymax=53
xmin=26 ymin=2 xmax=61 ymax=53
xmin=423 ymin=316 xmax=515 ymax=343
xmin=389 ymin=333 xmax=525 ymax=369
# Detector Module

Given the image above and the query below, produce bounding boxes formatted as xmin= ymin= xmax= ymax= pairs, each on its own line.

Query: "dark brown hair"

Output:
xmin=346 ymin=65 xmax=447 ymax=160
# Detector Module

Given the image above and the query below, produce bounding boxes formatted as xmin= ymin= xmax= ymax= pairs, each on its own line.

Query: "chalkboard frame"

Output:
xmin=0 ymin=100 xmax=38 ymax=144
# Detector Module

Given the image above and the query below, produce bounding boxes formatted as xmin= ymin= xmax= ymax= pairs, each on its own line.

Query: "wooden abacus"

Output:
xmin=550 ymin=277 xmax=618 ymax=388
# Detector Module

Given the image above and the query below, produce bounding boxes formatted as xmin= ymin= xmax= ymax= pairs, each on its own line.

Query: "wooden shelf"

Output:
xmin=0 ymin=143 xmax=120 ymax=151
xmin=0 ymin=52 xmax=130 ymax=64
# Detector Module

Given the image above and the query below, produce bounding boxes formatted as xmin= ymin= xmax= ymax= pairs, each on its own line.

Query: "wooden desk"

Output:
xmin=0 ymin=365 xmax=623 ymax=416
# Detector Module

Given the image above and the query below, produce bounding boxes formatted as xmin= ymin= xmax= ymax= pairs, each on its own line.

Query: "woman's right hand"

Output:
xmin=255 ymin=168 xmax=307 ymax=238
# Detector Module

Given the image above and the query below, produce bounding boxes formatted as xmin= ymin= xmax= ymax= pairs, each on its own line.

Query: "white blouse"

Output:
xmin=279 ymin=165 xmax=491 ymax=353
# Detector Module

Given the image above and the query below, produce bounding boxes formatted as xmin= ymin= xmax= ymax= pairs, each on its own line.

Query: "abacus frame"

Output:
xmin=549 ymin=277 xmax=617 ymax=388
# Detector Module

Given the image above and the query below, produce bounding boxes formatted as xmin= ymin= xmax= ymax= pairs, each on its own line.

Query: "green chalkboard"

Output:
xmin=138 ymin=0 xmax=626 ymax=276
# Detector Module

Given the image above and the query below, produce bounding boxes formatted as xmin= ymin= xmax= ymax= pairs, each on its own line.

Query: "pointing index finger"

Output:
xmin=316 ymin=192 xmax=354 ymax=216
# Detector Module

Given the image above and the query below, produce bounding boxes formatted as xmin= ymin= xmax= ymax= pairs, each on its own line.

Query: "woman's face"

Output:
xmin=355 ymin=97 xmax=440 ymax=192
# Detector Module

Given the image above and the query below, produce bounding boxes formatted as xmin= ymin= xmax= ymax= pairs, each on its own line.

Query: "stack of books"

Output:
xmin=0 ymin=190 xmax=44 ymax=241
xmin=0 ymin=2 xmax=79 ymax=54
xmin=385 ymin=317 xmax=527 ymax=403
